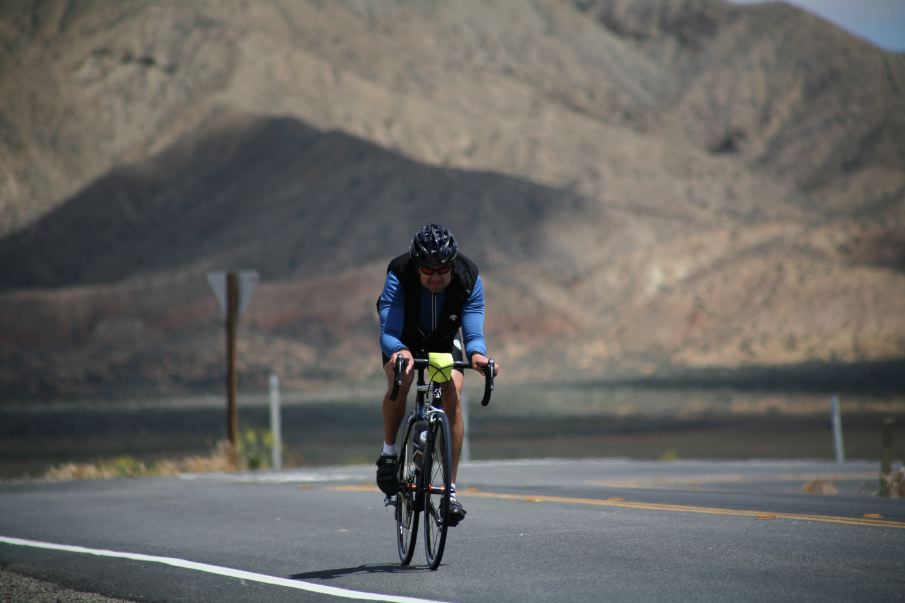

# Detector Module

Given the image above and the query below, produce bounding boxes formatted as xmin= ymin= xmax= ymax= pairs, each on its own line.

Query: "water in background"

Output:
xmin=2 ymin=380 xmax=903 ymax=479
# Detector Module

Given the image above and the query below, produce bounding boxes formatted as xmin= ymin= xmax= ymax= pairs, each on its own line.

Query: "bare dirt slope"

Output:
xmin=0 ymin=0 xmax=903 ymax=399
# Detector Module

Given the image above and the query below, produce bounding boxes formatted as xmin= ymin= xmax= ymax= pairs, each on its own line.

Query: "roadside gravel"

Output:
xmin=1 ymin=569 xmax=133 ymax=603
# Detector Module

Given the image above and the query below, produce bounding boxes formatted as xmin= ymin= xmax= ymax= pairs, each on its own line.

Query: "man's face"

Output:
xmin=418 ymin=265 xmax=453 ymax=294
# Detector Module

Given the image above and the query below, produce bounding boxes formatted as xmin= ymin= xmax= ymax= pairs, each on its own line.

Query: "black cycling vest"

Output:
xmin=381 ymin=253 xmax=479 ymax=354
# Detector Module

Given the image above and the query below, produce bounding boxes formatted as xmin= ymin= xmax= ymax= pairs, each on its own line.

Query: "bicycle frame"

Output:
xmin=391 ymin=352 xmax=494 ymax=496
xmin=388 ymin=352 xmax=494 ymax=569
xmin=391 ymin=354 xmax=460 ymax=499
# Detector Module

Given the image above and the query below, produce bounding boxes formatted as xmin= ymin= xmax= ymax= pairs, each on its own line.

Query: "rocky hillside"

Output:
xmin=0 ymin=0 xmax=903 ymax=400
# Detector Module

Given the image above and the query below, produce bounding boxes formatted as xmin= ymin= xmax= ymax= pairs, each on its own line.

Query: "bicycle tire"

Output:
xmin=395 ymin=418 xmax=420 ymax=565
xmin=423 ymin=412 xmax=452 ymax=570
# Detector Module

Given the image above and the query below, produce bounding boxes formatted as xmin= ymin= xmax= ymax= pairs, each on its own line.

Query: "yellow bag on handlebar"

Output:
xmin=428 ymin=352 xmax=455 ymax=383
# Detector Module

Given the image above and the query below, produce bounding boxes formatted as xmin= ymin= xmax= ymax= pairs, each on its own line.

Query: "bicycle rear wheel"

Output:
xmin=423 ymin=412 xmax=451 ymax=570
xmin=395 ymin=419 xmax=420 ymax=565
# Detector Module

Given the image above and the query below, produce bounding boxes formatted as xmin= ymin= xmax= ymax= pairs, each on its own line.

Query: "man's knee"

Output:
xmin=386 ymin=382 xmax=412 ymax=401
xmin=441 ymin=387 xmax=462 ymax=414
xmin=384 ymin=369 xmax=414 ymax=400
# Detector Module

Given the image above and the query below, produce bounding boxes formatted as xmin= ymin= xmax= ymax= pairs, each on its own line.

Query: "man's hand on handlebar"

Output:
xmin=390 ymin=351 xmax=496 ymax=406
xmin=390 ymin=348 xmax=414 ymax=377
xmin=470 ymin=353 xmax=500 ymax=378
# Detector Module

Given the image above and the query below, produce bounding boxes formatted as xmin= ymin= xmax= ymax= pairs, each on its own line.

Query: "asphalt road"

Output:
xmin=1 ymin=459 xmax=903 ymax=602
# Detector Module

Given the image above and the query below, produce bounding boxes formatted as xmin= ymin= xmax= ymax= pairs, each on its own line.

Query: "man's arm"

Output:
xmin=461 ymin=276 xmax=500 ymax=376
xmin=461 ymin=275 xmax=487 ymax=360
xmin=378 ymin=271 xmax=408 ymax=359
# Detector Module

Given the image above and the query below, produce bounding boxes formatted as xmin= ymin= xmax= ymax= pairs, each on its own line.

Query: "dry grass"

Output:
xmin=881 ymin=467 xmax=905 ymax=498
xmin=801 ymin=466 xmax=905 ymax=497
xmin=45 ymin=440 xmax=244 ymax=481
xmin=44 ymin=428 xmax=276 ymax=481
xmin=801 ymin=479 xmax=839 ymax=496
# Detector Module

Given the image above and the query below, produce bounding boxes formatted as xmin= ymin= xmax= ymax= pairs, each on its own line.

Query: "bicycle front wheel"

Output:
xmin=395 ymin=419 xmax=420 ymax=565
xmin=423 ymin=412 xmax=452 ymax=570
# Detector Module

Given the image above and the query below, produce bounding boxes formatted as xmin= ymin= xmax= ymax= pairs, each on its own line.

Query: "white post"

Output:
xmin=270 ymin=374 xmax=282 ymax=471
xmin=831 ymin=394 xmax=845 ymax=464
xmin=461 ymin=387 xmax=471 ymax=463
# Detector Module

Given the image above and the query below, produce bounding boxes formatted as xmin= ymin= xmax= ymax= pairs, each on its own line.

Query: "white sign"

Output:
xmin=207 ymin=270 xmax=259 ymax=316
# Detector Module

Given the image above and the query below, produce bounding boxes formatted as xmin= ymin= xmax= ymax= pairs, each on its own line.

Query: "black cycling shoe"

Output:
xmin=375 ymin=454 xmax=399 ymax=496
xmin=447 ymin=497 xmax=466 ymax=526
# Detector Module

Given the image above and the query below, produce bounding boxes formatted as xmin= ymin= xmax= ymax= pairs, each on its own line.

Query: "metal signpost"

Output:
xmin=270 ymin=374 xmax=283 ymax=471
xmin=831 ymin=394 xmax=845 ymax=464
xmin=207 ymin=270 xmax=258 ymax=449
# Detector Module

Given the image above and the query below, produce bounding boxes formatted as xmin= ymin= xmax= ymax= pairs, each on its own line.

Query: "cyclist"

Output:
xmin=375 ymin=223 xmax=499 ymax=526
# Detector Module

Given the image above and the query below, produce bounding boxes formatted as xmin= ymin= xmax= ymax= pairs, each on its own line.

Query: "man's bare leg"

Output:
xmin=442 ymin=370 xmax=465 ymax=483
xmin=382 ymin=360 xmax=412 ymax=448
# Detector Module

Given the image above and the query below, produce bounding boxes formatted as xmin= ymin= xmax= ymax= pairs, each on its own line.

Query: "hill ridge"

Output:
xmin=0 ymin=0 xmax=903 ymax=398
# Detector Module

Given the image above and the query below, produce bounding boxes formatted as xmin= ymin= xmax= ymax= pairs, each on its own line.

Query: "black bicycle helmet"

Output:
xmin=410 ymin=223 xmax=459 ymax=269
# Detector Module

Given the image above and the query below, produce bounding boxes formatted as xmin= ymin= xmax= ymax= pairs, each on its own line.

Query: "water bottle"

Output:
xmin=413 ymin=422 xmax=427 ymax=469
xmin=414 ymin=422 xmax=428 ymax=449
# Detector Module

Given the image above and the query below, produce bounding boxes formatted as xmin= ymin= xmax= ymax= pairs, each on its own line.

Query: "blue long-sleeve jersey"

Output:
xmin=378 ymin=272 xmax=487 ymax=360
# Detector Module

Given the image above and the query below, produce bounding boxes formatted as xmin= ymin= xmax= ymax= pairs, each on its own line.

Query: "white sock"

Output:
xmin=450 ymin=483 xmax=457 ymax=498
xmin=382 ymin=442 xmax=397 ymax=456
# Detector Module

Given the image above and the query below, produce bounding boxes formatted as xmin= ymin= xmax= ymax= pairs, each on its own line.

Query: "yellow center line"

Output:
xmin=585 ymin=471 xmax=878 ymax=489
xmin=328 ymin=485 xmax=904 ymax=529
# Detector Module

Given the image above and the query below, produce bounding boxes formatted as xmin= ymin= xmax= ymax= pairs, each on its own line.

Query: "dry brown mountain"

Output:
xmin=0 ymin=114 xmax=596 ymax=289
xmin=574 ymin=0 xmax=905 ymax=211
xmin=2 ymin=0 xmax=903 ymax=232
xmin=0 ymin=112 xmax=607 ymax=397
xmin=0 ymin=0 xmax=903 ymax=400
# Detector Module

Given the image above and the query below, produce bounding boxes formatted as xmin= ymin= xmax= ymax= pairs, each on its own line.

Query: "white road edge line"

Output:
xmin=0 ymin=535 xmax=452 ymax=603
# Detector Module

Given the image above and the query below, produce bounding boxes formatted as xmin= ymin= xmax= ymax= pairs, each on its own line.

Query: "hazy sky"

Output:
xmin=732 ymin=0 xmax=905 ymax=52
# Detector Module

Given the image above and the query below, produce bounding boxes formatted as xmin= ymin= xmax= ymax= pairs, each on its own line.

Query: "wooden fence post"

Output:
xmin=880 ymin=418 xmax=894 ymax=497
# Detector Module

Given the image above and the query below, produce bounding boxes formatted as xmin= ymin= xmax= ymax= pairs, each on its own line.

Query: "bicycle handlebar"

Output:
xmin=389 ymin=353 xmax=495 ymax=406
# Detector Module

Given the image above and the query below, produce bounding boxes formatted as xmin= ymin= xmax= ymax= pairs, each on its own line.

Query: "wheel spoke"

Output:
xmin=423 ymin=414 xmax=451 ymax=569
xmin=395 ymin=421 xmax=419 ymax=565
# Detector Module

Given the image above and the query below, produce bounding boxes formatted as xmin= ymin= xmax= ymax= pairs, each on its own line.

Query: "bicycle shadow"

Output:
xmin=291 ymin=564 xmax=424 ymax=580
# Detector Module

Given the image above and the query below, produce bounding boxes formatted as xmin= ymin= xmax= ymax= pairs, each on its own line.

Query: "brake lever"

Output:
xmin=481 ymin=358 xmax=495 ymax=407
xmin=389 ymin=353 xmax=405 ymax=401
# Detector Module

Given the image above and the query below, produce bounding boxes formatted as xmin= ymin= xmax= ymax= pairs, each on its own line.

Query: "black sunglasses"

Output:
xmin=419 ymin=265 xmax=452 ymax=276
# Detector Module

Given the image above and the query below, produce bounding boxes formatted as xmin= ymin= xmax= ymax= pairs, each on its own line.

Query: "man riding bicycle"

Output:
xmin=376 ymin=223 xmax=499 ymax=526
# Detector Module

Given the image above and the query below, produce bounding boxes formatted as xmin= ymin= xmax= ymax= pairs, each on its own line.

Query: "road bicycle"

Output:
xmin=386 ymin=352 xmax=495 ymax=570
